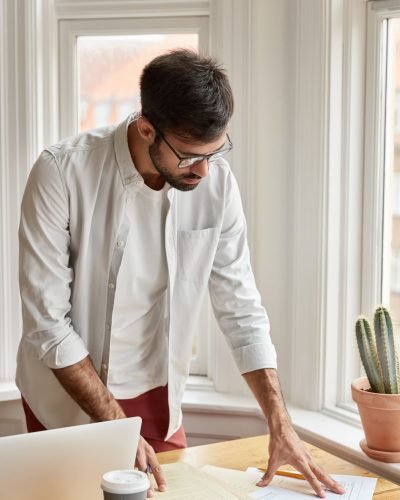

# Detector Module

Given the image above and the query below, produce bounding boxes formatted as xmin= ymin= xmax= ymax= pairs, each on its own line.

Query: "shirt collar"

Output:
xmin=114 ymin=113 xmax=142 ymax=186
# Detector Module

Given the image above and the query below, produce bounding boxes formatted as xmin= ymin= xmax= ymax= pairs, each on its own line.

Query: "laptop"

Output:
xmin=0 ymin=417 xmax=142 ymax=500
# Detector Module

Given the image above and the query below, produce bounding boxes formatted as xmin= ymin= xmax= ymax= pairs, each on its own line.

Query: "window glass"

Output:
xmin=384 ymin=19 xmax=400 ymax=322
xmin=78 ymin=34 xmax=198 ymax=131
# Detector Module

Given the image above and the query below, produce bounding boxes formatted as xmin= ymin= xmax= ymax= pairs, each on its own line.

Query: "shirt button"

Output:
xmin=134 ymin=179 xmax=143 ymax=186
xmin=117 ymin=240 xmax=125 ymax=248
xmin=108 ymin=283 xmax=115 ymax=289
xmin=105 ymin=323 xmax=111 ymax=330
xmin=101 ymin=363 xmax=108 ymax=372
xmin=126 ymin=197 xmax=131 ymax=205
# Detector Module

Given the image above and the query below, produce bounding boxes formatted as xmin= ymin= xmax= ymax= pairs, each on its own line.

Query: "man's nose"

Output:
xmin=190 ymin=158 xmax=209 ymax=178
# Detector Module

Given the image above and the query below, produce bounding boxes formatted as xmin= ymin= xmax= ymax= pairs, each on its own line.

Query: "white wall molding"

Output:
xmin=25 ymin=0 xmax=42 ymax=162
xmin=290 ymin=0 xmax=330 ymax=409
xmin=54 ymin=0 xmax=209 ymax=19
xmin=0 ymin=0 xmax=31 ymax=382
xmin=0 ymin=0 xmax=59 ymax=385
xmin=0 ymin=0 xmax=12 ymax=382
xmin=371 ymin=0 xmax=400 ymax=14
xmin=249 ymin=0 xmax=293 ymax=394
xmin=26 ymin=0 xmax=59 ymax=151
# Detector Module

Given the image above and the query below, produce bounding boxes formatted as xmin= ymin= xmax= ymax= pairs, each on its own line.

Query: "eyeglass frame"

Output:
xmin=147 ymin=119 xmax=233 ymax=169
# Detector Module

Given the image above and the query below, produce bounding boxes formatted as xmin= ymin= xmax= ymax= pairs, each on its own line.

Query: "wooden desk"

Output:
xmin=157 ymin=435 xmax=400 ymax=498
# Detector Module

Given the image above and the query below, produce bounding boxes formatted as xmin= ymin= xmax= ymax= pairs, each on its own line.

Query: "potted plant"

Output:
xmin=352 ymin=306 xmax=400 ymax=462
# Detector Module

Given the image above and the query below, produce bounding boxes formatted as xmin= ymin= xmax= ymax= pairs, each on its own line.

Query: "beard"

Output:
xmin=148 ymin=141 xmax=202 ymax=192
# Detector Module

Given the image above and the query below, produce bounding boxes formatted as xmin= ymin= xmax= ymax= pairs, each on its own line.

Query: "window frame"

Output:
xmin=315 ymin=0 xmax=400 ymax=421
xmin=59 ymin=14 xmax=211 ymax=376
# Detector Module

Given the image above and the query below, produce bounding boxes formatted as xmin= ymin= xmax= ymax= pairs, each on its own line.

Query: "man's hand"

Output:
xmin=257 ymin=423 xmax=345 ymax=498
xmin=52 ymin=358 xmax=168 ymax=497
xmin=243 ymin=368 xmax=346 ymax=498
xmin=135 ymin=436 xmax=167 ymax=498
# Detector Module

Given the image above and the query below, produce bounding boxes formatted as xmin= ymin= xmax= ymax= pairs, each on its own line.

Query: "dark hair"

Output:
xmin=140 ymin=49 xmax=234 ymax=143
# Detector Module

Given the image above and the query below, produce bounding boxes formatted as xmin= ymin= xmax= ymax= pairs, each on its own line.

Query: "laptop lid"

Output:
xmin=0 ymin=417 xmax=141 ymax=500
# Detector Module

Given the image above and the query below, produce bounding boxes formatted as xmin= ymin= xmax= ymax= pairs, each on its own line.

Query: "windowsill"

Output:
xmin=0 ymin=382 xmax=21 ymax=402
xmin=183 ymin=377 xmax=400 ymax=485
xmin=183 ymin=378 xmax=264 ymax=417
xmin=3 ymin=375 xmax=400 ymax=484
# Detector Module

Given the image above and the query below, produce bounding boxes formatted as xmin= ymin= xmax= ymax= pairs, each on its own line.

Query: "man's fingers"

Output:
xmin=148 ymin=458 xmax=167 ymax=492
xmin=299 ymin=465 xmax=327 ymax=499
xmin=256 ymin=463 xmax=278 ymax=487
xmin=135 ymin=437 xmax=155 ymax=498
xmin=311 ymin=463 xmax=346 ymax=495
xmin=135 ymin=450 xmax=148 ymax=473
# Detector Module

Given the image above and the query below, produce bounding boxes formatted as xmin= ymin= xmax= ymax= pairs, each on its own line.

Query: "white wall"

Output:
xmin=250 ymin=0 xmax=294 ymax=396
xmin=0 ymin=0 xmax=295 ymax=438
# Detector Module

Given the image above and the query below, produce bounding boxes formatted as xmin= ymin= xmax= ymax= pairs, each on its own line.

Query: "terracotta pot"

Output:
xmin=351 ymin=376 xmax=400 ymax=462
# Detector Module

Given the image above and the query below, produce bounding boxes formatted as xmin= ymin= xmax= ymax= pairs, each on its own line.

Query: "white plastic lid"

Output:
xmin=101 ymin=470 xmax=149 ymax=494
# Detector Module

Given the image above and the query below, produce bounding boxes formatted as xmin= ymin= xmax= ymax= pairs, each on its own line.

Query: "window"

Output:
xmin=321 ymin=1 xmax=400 ymax=418
xmin=59 ymin=17 xmax=208 ymax=138
xmin=321 ymin=1 xmax=400 ymax=417
xmin=322 ymin=2 xmax=400 ymax=416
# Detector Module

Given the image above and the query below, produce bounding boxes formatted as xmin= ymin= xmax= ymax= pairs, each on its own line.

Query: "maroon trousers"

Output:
xmin=22 ymin=384 xmax=187 ymax=453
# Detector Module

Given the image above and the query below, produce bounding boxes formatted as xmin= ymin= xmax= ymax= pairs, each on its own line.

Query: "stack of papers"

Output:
xmin=153 ymin=462 xmax=377 ymax=499
xmin=152 ymin=462 xmax=245 ymax=499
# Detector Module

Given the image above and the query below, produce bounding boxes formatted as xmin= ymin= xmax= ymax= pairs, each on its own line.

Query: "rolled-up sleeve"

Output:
xmin=208 ymin=170 xmax=277 ymax=373
xmin=19 ymin=151 xmax=89 ymax=369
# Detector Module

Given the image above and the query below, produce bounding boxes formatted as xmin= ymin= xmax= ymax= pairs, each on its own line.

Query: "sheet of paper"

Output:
xmin=201 ymin=465 xmax=263 ymax=497
xmin=152 ymin=462 xmax=246 ymax=499
xmin=246 ymin=467 xmax=377 ymax=499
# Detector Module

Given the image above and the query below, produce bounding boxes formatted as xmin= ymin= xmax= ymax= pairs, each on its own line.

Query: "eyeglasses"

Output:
xmin=153 ymin=124 xmax=233 ymax=169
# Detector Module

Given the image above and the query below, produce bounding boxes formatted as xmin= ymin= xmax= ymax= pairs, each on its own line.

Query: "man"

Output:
xmin=16 ymin=50 xmax=345 ymax=498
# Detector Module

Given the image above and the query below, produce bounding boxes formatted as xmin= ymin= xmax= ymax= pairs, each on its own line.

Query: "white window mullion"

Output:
xmin=363 ymin=6 xmax=390 ymax=316
xmin=330 ymin=0 xmax=366 ymax=413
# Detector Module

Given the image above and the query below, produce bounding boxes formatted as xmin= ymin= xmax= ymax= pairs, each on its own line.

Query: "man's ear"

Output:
xmin=136 ymin=116 xmax=157 ymax=144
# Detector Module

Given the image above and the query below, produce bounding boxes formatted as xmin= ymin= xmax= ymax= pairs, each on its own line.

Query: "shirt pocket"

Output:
xmin=176 ymin=227 xmax=220 ymax=284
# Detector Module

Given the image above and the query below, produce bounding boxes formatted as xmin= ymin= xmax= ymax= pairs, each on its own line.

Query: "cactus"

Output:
xmin=355 ymin=306 xmax=400 ymax=394
xmin=356 ymin=317 xmax=385 ymax=393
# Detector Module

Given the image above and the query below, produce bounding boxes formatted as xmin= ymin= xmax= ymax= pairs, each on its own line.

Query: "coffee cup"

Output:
xmin=101 ymin=469 xmax=149 ymax=500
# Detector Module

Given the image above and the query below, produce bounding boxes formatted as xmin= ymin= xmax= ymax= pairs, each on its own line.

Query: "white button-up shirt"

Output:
xmin=16 ymin=115 xmax=277 ymax=439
